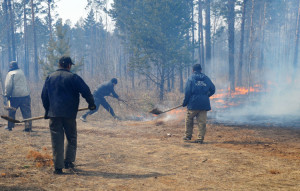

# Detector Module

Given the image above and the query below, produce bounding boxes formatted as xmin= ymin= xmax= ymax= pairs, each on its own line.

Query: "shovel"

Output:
xmin=1 ymin=107 xmax=89 ymax=123
xmin=149 ymin=105 xmax=182 ymax=115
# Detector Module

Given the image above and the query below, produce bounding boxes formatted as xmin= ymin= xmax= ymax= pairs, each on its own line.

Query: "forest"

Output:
xmin=1 ymin=1 xmax=300 ymax=190
xmin=0 ymin=0 xmax=299 ymax=102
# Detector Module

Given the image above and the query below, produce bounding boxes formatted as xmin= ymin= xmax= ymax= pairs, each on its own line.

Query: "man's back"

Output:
xmin=183 ymin=72 xmax=215 ymax=111
xmin=42 ymin=69 xmax=94 ymax=118
xmin=93 ymin=81 xmax=118 ymax=98
xmin=5 ymin=69 xmax=30 ymax=98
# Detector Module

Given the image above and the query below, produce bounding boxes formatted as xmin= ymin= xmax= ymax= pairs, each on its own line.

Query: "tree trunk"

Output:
xmin=167 ymin=68 xmax=171 ymax=92
xmin=179 ymin=66 xmax=184 ymax=93
xmin=171 ymin=67 xmax=175 ymax=90
xmin=31 ymin=0 xmax=39 ymax=81
xmin=191 ymin=0 xmax=195 ymax=66
xmin=198 ymin=0 xmax=205 ymax=68
xmin=205 ymin=0 xmax=211 ymax=74
xmin=258 ymin=1 xmax=266 ymax=84
xmin=228 ymin=0 xmax=235 ymax=92
xmin=159 ymin=66 xmax=165 ymax=101
xmin=3 ymin=0 xmax=12 ymax=62
xmin=247 ymin=0 xmax=255 ymax=93
xmin=237 ymin=0 xmax=247 ymax=86
xmin=23 ymin=0 xmax=29 ymax=77
xmin=131 ymin=70 xmax=135 ymax=89
xmin=47 ymin=0 xmax=53 ymax=39
xmin=7 ymin=0 xmax=16 ymax=61
xmin=293 ymin=0 xmax=300 ymax=73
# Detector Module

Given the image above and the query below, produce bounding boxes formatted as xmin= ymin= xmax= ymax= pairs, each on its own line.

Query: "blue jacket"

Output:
xmin=93 ymin=81 xmax=119 ymax=100
xmin=41 ymin=69 xmax=95 ymax=118
xmin=182 ymin=72 xmax=215 ymax=111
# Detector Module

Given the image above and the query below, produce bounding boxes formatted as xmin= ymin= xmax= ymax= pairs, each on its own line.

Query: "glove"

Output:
xmin=44 ymin=111 xmax=49 ymax=119
xmin=6 ymin=96 xmax=11 ymax=101
xmin=88 ymin=104 xmax=96 ymax=110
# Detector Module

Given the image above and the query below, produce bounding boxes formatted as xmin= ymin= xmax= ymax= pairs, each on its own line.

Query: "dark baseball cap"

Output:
xmin=9 ymin=61 xmax=18 ymax=68
xmin=59 ymin=56 xmax=74 ymax=66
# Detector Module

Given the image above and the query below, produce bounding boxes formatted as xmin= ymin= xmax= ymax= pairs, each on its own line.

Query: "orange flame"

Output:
xmin=211 ymin=85 xmax=264 ymax=109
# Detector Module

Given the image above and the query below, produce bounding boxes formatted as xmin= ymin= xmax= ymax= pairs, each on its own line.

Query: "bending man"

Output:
xmin=80 ymin=78 xmax=120 ymax=122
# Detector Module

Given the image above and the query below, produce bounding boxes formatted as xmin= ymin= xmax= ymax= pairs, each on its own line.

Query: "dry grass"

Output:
xmin=26 ymin=149 xmax=53 ymax=168
xmin=0 ymin=84 xmax=299 ymax=190
xmin=0 ymin=113 xmax=300 ymax=190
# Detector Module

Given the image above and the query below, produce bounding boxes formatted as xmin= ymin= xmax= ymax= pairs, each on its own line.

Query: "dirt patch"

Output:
xmin=0 ymin=116 xmax=299 ymax=190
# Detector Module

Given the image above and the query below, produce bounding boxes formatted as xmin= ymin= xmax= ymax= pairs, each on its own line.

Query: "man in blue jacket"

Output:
xmin=41 ymin=56 xmax=96 ymax=174
xmin=182 ymin=64 xmax=215 ymax=144
xmin=80 ymin=78 xmax=120 ymax=122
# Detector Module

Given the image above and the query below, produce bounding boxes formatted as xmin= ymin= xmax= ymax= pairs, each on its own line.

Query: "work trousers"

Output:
xmin=82 ymin=96 xmax=115 ymax=118
xmin=49 ymin=117 xmax=77 ymax=169
xmin=8 ymin=96 xmax=32 ymax=130
xmin=185 ymin=110 xmax=207 ymax=140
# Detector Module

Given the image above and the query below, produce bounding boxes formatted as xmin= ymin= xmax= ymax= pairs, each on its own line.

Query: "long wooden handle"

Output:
xmin=161 ymin=105 xmax=182 ymax=114
xmin=21 ymin=116 xmax=45 ymax=122
xmin=21 ymin=107 xmax=90 ymax=123
xmin=78 ymin=107 xmax=89 ymax=111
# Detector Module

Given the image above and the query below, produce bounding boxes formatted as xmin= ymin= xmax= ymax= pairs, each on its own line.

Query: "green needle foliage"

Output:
xmin=40 ymin=19 xmax=83 ymax=78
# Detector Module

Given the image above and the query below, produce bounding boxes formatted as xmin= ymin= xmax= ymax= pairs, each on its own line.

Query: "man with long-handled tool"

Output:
xmin=182 ymin=64 xmax=215 ymax=144
xmin=41 ymin=56 xmax=96 ymax=175
xmin=4 ymin=61 xmax=32 ymax=132
xmin=80 ymin=78 xmax=121 ymax=122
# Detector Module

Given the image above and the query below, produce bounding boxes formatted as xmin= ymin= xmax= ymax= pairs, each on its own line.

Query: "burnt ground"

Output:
xmin=0 ymin=112 xmax=299 ymax=191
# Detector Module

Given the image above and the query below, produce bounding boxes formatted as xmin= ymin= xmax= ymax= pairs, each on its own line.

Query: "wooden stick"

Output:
xmin=1 ymin=107 xmax=89 ymax=123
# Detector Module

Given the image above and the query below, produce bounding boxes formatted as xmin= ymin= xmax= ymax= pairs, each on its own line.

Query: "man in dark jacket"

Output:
xmin=182 ymin=64 xmax=215 ymax=144
xmin=80 ymin=78 xmax=120 ymax=122
xmin=41 ymin=56 xmax=96 ymax=174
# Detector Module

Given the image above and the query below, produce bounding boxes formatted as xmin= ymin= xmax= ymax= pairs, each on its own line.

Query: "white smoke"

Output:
xmin=214 ymin=78 xmax=300 ymax=127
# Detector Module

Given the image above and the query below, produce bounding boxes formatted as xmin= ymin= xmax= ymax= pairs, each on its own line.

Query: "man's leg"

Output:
xmin=19 ymin=96 xmax=32 ymax=131
xmin=63 ymin=118 xmax=77 ymax=167
xmin=7 ymin=98 xmax=19 ymax=130
xmin=100 ymin=98 xmax=116 ymax=117
xmin=184 ymin=110 xmax=199 ymax=140
xmin=49 ymin=118 xmax=65 ymax=170
xmin=195 ymin=110 xmax=207 ymax=142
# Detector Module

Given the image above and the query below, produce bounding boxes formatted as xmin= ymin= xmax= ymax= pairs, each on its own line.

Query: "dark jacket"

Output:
xmin=41 ymin=69 xmax=95 ymax=119
xmin=93 ymin=81 xmax=119 ymax=99
xmin=182 ymin=72 xmax=215 ymax=111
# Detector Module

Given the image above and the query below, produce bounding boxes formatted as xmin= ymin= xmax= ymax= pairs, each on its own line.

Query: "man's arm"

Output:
xmin=207 ymin=78 xmax=215 ymax=97
xmin=4 ymin=73 xmax=13 ymax=98
xmin=182 ymin=79 xmax=192 ymax=107
xmin=74 ymin=75 xmax=95 ymax=108
xmin=41 ymin=77 xmax=50 ymax=118
xmin=111 ymin=87 xmax=119 ymax=99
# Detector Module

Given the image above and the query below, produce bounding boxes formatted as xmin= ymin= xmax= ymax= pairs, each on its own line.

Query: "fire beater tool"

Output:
xmin=1 ymin=107 xmax=89 ymax=123
xmin=149 ymin=105 xmax=182 ymax=115
xmin=4 ymin=100 xmax=17 ymax=111
xmin=0 ymin=93 xmax=17 ymax=111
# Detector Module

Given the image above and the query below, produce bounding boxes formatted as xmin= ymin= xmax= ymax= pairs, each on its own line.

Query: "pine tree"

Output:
xmin=111 ymin=0 xmax=193 ymax=100
xmin=40 ymin=19 xmax=83 ymax=78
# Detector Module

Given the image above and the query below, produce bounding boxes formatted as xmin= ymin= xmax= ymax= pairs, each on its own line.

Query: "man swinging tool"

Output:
xmin=80 ymin=78 xmax=121 ymax=122
xmin=182 ymin=64 xmax=215 ymax=144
